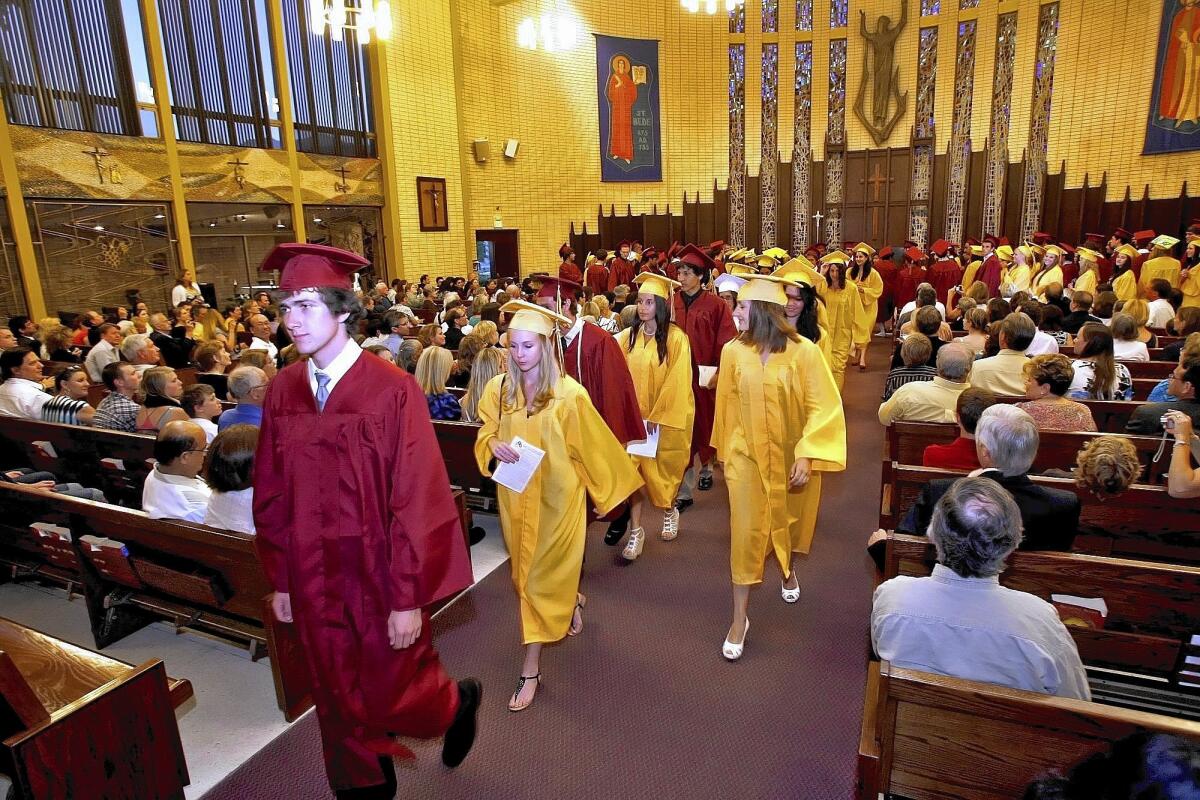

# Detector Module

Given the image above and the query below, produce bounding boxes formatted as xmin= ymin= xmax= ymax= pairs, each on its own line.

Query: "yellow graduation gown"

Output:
xmin=1112 ymin=270 xmax=1138 ymax=302
xmin=962 ymin=260 xmax=982 ymax=292
xmin=1072 ymin=268 xmax=1097 ymax=297
xmin=712 ymin=336 xmax=846 ymax=584
xmin=614 ymin=325 xmax=695 ymax=508
xmin=849 ymin=268 xmax=884 ymax=346
xmin=1032 ymin=265 xmax=1063 ymax=295
xmin=474 ymin=375 xmax=642 ymax=644
xmin=1139 ymin=256 xmax=1182 ymax=296
xmin=822 ymin=285 xmax=856 ymax=391
xmin=1181 ymin=268 xmax=1200 ymax=309
xmin=781 ymin=259 xmax=834 ymax=364
xmin=1003 ymin=264 xmax=1031 ymax=295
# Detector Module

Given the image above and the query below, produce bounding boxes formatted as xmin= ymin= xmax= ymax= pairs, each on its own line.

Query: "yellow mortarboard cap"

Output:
xmin=852 ymin=242 xmax=876 ymax=257
xmin=1015 ymin=244 xmax=1035 ymax=263
xmin=737 ymin=274 xmax=793 ymax=306
xmin=1152 ymin=234 xmax=1180 ymax=249
xmin=970 ymin=245 xmax=983 ymax=257
xmin=761 ymin=247 xmax=790 ymax=261
xmin=1026 ymin=242 xmax=1046 ymax=259
xmin=995 ymin=245 xmax=1014 ymax=263
xmin=727 ymin=263 xmax=757 ymax=276
xmin=819 ymin=250 xmax=851 ymax=266
xmin=632 ymin=272 xmax=681 ymax=300
xmin=1116 ymin=244 xmax=1139 ymax=261
xmin=1043 ymin=244 xmax=1067 ymax=260
xmin=756 ymin=253 xmax=782 ymax=269
xmin=1075 ymin=247 xmax=1101 ymax=263
xmin=773 ymin=257 xmax=816 ymax=286
xmin=500 ymin=299 xmax=570 ymax=337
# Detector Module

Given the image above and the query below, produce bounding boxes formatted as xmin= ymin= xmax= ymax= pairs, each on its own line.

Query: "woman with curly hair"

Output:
xmin=1074 ymin=436 xmax=1142 ymax=499
xmin=1016 ymin=355 xmax=1097 ymax=432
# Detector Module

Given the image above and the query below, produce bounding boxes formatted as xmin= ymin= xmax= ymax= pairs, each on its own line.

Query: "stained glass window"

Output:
xmin=827 ymin=39 xmax=847 ymax=146
xmin=761 ymin=44 xmax=779 ymax=247
xmin=730 ymin=3 xmax=745 ymax=34
xmin=729 ymin=44 xmax=746 ymax=246
xmin=921 ymin=0 xmax=941 ymax=15
xmin=792 ymin=42 xmax=813 ymax=248
xmin=762 ymin=0 xmax=778 ymax=33
xmin=960 ymin=0 xmax=980 ymax=8
xmin=982 ymin=13 xmax=1017 ymax=236
xmin=944 ymin=20 xmax=977 ymax=247
xmin=915 ymin=27 xmax=938 ymax=140
xmin=1021 ymin=3 xmax=1059 ymax=242
xmin=830 ymin=0 xmax=847 ymax=29
xmin=796 ymin=0 xmax=813 ymax=31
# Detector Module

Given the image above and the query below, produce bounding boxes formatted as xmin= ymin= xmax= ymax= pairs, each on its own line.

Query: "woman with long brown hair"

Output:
xmin=1067 ymin=323 xmax=1133 ymax=400
xmin=711 ymin=275 xmax=846 ymax=661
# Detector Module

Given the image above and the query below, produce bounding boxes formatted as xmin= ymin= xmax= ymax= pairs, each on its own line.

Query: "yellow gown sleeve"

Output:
xmin=816 ymin=302 xmax=832 ymax=364
xmin=710 ymin=342 xmax=738 ymax=464
xmin=1113 ymin=271 xmax=1137 ymax=302
xmin=858 ymin=269 xmax=884 ymax=307
xmin=1181 ymin=268 xmax=1200 ymax=307
xmin=792 ymin=342 xmax=847 ymax=472
xmin=473 ymin=374 xmax=504 ymax=476
xmin=1073 ymin=269 xmax=1097 ymax=296
xmin=565 ymin=386 xmax=644 ymax=516
xmin=646 ymin=327 xmax=694 ymax=431
xmin=962 ymin=261 xmax=981 ymax=291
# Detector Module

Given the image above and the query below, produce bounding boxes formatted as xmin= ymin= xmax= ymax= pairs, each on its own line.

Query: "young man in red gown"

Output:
xmin=253 ymin=243 xmax=481 ymax=799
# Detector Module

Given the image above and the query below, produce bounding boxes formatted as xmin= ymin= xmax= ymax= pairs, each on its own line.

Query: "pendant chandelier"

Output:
xmin=309 ymin=0 xmax=392 ymax=43
xmin=517 ymin=3 xmax=580 ymax=52
xmin=681 ymin=0 xmax=745 ymax=13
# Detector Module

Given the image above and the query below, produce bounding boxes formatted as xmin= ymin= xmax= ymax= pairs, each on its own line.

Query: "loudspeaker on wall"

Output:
xmin=472 ymin=139 xmax=489 ymax=163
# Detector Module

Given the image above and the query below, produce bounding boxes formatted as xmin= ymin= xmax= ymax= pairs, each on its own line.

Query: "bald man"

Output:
xmin=142 ymin=420 xmax=211 ymax=522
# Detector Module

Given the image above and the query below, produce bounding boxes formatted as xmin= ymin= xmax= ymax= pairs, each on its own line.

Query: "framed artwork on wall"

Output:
xmin=416 ymin=176 xmax=449 ymax=231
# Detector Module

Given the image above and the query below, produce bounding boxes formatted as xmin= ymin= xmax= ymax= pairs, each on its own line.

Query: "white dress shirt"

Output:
xmin=0 ymin=378 xmax=50 ymax=418
xmin=84 ymin=339 xmax=120 ymax=382
xmin=1147 ymin=298 xmax=1174 ymax=329
xmin=192 ymin=417 xmax=218 ymax=443
xmin=142 ymin=467 xmax=211 ymax=523
xmin=307 ymin=337 xmax=363 ymax=401
xmin=246 ymin=337 xmax=279 ymax=361
xmin=204 ymin=488 xmax=255 ymax=534
xmin=872 ymin=564 xmax=1091 ymax=700
xmin=1025 ymin=330 xmax=1061 ymax=356
xmin=1113 ymin=339 xmax=1150 ymax=362
xmin=899 ymin=300 xmax=947 ymax=319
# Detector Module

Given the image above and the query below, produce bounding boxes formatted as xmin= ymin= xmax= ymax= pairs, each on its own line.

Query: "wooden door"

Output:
xmin=843 ymin=148 xmax=911 ymax=249
xmin=475 ymin=229 xmax=520 ymax=279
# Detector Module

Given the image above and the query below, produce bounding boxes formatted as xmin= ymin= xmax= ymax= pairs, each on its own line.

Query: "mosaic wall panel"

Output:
xmin=796 ymin=0 xmax=813 ymax=31
xmin=761 ymin=44 xmax=780 ymax=248
xmin=908 ymin=206 xmax=930 ymax=248
xmin=763 ymin=0 xmax=779 ymax=33
xmin=830 ymin=0 xmax=848 ymax=29
xmin=944 ymin=20 xmax=977 ymax=246
xmin=982 ymin=12 xmax=1018 ymax=236
xmin=825 ymin=151 xmax=844 ymax=204
xmin=729 ymin=44 xmax=747 ymax=247
xmin=915 ymin=27 xmax=938 ymax=140
xmin=911 ymin=144 xmax=932 ymax=201
xmin=792 ymin=42 xmax=813 ymax=249
xmin=921 ymin=0 xmax=941 ymax=15
xmin=296 ymin=153 xmax=385 ymax=205
xmin=827 ymin=39 xmax=847 ymax=146
xmin=10 ymin=128 xmax=172 ymax=202
xmin=730 ymin=4 xmax=745 ymax=34
xmin=1021 ymin=3 xmax=1060 ymax=242
xmin=824 ymin=207 xmax=842 ymax=249
xmin=960 ymin=0 xmax=980 ymax=8
xmin=0 ymin=207 xmax=28 ymax=318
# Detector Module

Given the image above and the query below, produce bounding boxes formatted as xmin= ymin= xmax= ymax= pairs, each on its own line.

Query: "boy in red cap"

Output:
xmin=927 ymin=239 xmax=962 ymax=308
xmin=254 ymin=243 xmax=481 ymax=798
xmin=977 ymin=235 xmax=1003 ymax=297
xmin=558 ymin=243 xmax=582 ymax=283
xmin=607 ymin=240 xmax=636 ymax=291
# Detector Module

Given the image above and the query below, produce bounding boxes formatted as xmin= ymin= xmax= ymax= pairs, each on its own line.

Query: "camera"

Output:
xmin=1162 ymin=414 xmax=1176 ymax=432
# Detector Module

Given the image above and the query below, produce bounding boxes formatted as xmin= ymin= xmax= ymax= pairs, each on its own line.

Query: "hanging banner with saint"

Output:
xmin=1144 ymin=0 xmax=1200 ymax=154
xmin=595 ymin=34 xmax=662 ymax=182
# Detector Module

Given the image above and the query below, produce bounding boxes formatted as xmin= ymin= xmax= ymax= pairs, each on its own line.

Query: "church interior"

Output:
xmin=0 ymin=0 xmax=1199 ymax=798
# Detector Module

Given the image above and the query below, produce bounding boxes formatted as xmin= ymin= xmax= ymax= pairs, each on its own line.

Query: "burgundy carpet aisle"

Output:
xmin=203 ymin=345 xmax=886 ymax=800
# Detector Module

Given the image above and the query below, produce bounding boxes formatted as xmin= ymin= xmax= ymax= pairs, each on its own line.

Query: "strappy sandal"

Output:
xmin=508 ymin=673 xmax=542 ymax=712
xmin=567 ymin=594 xmax=587 ymax=637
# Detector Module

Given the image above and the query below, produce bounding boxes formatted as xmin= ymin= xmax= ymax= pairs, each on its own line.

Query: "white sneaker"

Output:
xmin=622 ymin=527 xmax=645 ymax=561
xmin=660 ymin=506 xmax=680 ymax=541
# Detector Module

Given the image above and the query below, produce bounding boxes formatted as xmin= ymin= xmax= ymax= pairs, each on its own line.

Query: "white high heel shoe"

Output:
xmin=722 ymin=618 xmax=749 ymax=661
xmin=781 ymin=574 xmax=801 ymax=604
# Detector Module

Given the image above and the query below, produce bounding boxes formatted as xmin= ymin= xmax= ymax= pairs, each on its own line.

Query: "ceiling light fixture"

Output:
xmin=309 ymin=0 xmax=392 ymax=44
xmin=518 ymin=3 xmax=579 ymax=52
xmin=681 ymin=0 xmax=744 ymax=13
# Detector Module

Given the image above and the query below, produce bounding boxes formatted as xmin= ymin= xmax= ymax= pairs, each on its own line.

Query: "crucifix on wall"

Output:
xmin=416 ymin=176 xmax=449 ymax=232
xmin=859 ymin=162 xmax=894 ymax=238
xmin=83 ymin=147 xmax=110 ymax=184
xmin=812 ymin=210 xmax=824 ymax=243
xmin=334 ymin=164 xmax=352 ymax=194
xmin=227 ymin=157 xmax=248 ymax=190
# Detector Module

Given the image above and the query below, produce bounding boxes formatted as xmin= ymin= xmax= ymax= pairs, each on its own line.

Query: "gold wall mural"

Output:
xmin=297 ymin=152 xmax=384 ymax=206
xmin=10 ymin=128 xmax=172 ymax=201
xmin=174 ymin=142 xmax=292 ymax=203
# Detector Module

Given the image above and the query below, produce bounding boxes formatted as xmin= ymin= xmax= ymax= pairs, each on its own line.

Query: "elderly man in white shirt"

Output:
xmin=245 ymin=313 xmax=279 ymax=362
xmin=84 ymin=323 xmax=123 ymax=382
xmin=0 ymin=348 xmax=50 ymax=418
xmin=142 ymin=420 xmax=211 ymax=523
xmin=878 ymin=342 xmax=973 ymax=425
xmin=120 ymin=333 xmax=162 ymax=375
xmin=871 ymin=476 xmax=1090 ymax=701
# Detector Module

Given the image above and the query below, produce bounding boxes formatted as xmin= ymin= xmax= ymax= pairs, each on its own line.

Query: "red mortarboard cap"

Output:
xmin=558 ymin=242 xmax=573 ymax=259
xmin=1031 ymin=231 xmax=1053 ymax=245
xmin=879 ymin=246 xmax=894 ymax=259
xmin=618 ymin=240 xmax=632 ymax=250
xmin=535 ymin=276 xmax=583 ymax=300
xmin=1084 ymin=232 xmax=1104 ymax=243
xmin=1060 ymin=242 xmax=1076 ymax=254
xmin=964 ymin=236 xmax=980 ymax=247
xmin=931 ymin=239 xmax=950 ymax=257
xmin=1113 ymin=227 xmax=1132 ymax=241
xmin=904 ymin=246 xmax=925 ymax=263
xmin=1134 ymin=229 xmax=1156 ymax=244
xmin=676 ymin=243 xmax=716 ymax=273
xmin=983 ymin=234 xmax=1000 ymax=247
xmin=903 ymin=240 xmax=918 ymax=249
xmin=707 ymin=240 xmax=725 ymax=255
xmin=999 ymin=236 xmax=1011 ymax=246
xmin=641 ymin=246 xmax=658 ymax=261
xmin=1188 ymin=219 xmax=1200 ymax=232
xmin=265 ymin=243 xmax=370 ymax=291
xmin=666 ymin=242 xmax=682 ymax=261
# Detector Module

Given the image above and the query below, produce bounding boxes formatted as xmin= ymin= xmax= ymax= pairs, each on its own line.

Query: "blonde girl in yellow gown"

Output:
xmin=475 ymin=300 xmax=643 ymax=711
xmin=1181 ymin=237 xmax=1200 ymax=309
xmin=1031 ymin=246 xmax=1065 ymax=298
xmin=613 ymin=273 xmax=695 ymax=561
xmin=712 ymin=275 xmax=847 ymax=661
xmin=1072 ymin=247 xmax=1101 ymax=298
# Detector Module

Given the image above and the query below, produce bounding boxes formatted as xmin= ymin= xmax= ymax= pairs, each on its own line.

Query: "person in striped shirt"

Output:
xmin=41 ymin=365 xmax=94 ymax=426
xmin=881 ymin=333 xmax=936 ymax=401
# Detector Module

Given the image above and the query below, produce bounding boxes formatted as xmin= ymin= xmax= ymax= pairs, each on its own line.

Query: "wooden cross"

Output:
xmin=83 ymin=147 xmax=109 ymax=183
xmin=812 ymin=209 xmax=824 ymax=241
xmin=334 ymin=164 xmax=351 ymax=194
xmin=227 ymin=158 xmax=249 ymax=190
xmin=862 ymin=163 xmax=892 ymax=202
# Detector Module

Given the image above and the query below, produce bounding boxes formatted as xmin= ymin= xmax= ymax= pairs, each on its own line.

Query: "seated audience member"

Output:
xmin=923 ymin=388 xmax=996 ymax=471
xmin=417 ymin=322 xmax=446 ymax=349
xmin=1067 ymin=324 xmax=1133 ymax=400
xmin=1018 ymin=302 xmax=1060 ymax=356
xmin=380 ymin=309 xmax=415 ymax=357
xmin=620 ymin=304 xmax=638 ymax=330
xmin=70 ymin=310 xmax=101 ymax=346
xmin=245 ymin=313 xmax=279 ymax=362
xmin=1060 ymin=290 xmax=1100 ymax=334
xmin=40 ymin=323 xmax=81 ymax=362
xmin=1164 ymin=409 xmax=1200 ymax=498
xmin=194 ymin=340 xmax=231 ymax=374
xmin=358 ymin=316 xmax=386 ymax=349
xmin=1015 ymin=354 xmax=1097 ymax=432
xmin=364 ymin=344 xmax=394 ymax=362
xmin=182 ymin=383 xmax=221 ymax=443
xmin=1022 ymin=732 xmax=1200 ymax=800
xmin=448 ymin=334 xmax=484 ymax=389
xmin=218 ymin=366 xmax=268 ymax=431
xmin=472 ymin=320 xmax=500 ymax=347
xmin=1110 ymin=313 xmax=1150 ymax=361
xmin=986 ymin=297 xmax=1012 ymax=327
xmin=9 ymin=315 xmax=36 ymax=349
xmin=894 ymin=405 xmax=1081 ymax=549
xmin=397 ymin=338 xmax=423 ymax=374
xmin=897 ymin=283 xmax=947 ymax=325
xmin=0 ymin=466 xmax=105 ymax=501
xmin=1121 ymin=298 xmax=1158 ymax=347
xmin=890 ymin=308 xmax=948 ymax=369
xmin=959 ymin=306 xmax=990 ymax=355
xmin=871 ymin=477 xmax=1090 ymax=701
xmin=967 ymin=312 xmax=1037 ymax=396
xmin=460 ymin=346 xmax=506 ymax=423
xmin=1125 ymin=361 xmax=1200 ymax=435
xmin=1037 ymin=304 xmax=1071 ymax=349
xmin=1041 ymin=283 xmax=1070 ymax=315
xmin=202 ymin=424 xmax=258 ymax=534
xmin=416 ymin=345 xmax=461 ymax=420
xmin=93 ymin=361 xmax=142 ymax=432
xmin=444 ymin=307 xmax=471 ymax=350
xmin=1162 ymin=310 xmax=1200 ymax=362
xmin=42 ymin=366 xmax=95 ymax=426
xmin=278 ymin=343 xmax=303 ymax=367
xmin=878 ymin=343 xmax=972 ymax=425
xmin=136 ymin=366 xmax=188 ymax=432
xmin=0 ymin=348 xmax=48 ymax=418
xmin=149 ymin=313 xmax=195 ymax=369
xmin=142 ymin=420 xmax=211 ymax=523
xmin=120 ymin=333 xmax=161 ymax=375
xmin=237 ymin=347 xmax=278 ymax=380
xmin=1145 ymin=278 xmax=1176 ymax=329
xmin=1092 ymin=290 xmax=1117 ymax=324
xmin=84 ymin=323 xmax=122 ymax=381
xmin=882 ymin=333 xmax=936 ymax=400
xmin=1070 ymin=436 xmax=1142 ymax=500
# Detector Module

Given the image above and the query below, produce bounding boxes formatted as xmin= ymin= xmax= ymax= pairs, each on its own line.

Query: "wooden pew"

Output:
xmin=857 ymin=660 xmax=1200 ymax=800
xmin=432 ymin=419 xmax=496 ymax=512
xmin=0 ymin=616 xmax=191 ymax=799
xmin=881 ymin=464 xmax=1200 ymax=565
xmin=883 ymin=534 xmax=1200 ymax=704
xmin=1123 ymin=359 xmax=1174 ymax=378
xmin=990 ymin=396 xmax=1144 ymax=432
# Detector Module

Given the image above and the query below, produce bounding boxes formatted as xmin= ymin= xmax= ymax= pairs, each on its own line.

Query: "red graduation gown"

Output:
xmin=672 ymin=289 xmax=737 ymax=463
xmin=977 ymin=255 xmax=1003 ymax=297
xmin=607 ymin=258 xmax=635 ymax=292
xmin=559 ymin=261 xmax=583 ymax=283
xmin=893 ymin=265 xmax=926 ymax=310
xmin=563 ymin=321 xmax=644 ymax=445
xmin=928 ymin=259 xmax=963 ymax=307
xmin=254 ymin=354 xmax=472 ymax=791
xmin=1059 ymin=260 xmax=1078 ymax=288
xmin=585 ymin=264 xmax=609 ymax=295
xmin=874 ymin=258 xmax=898 ymax=320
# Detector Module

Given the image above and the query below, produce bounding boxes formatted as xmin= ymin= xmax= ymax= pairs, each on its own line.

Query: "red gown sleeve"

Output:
xmin=587 ymin=331 xmax=647 ymax=445
xmin=252 ymin=381 xmax=290 ymax=593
